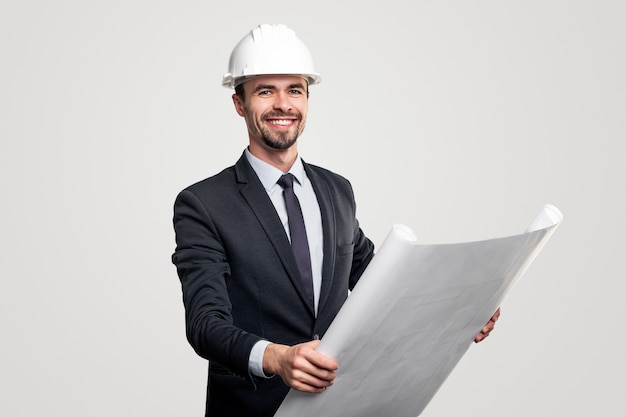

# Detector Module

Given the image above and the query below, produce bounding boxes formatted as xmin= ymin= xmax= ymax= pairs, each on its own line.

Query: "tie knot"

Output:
xmin=277 ymin=173 xmax=296 ymax=190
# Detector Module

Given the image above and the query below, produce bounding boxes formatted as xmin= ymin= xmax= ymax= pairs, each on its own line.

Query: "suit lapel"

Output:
xmin=304 ymin=163 xmax=337 ymax=315
xmin=235 ymin=154 xmax=316 ymax=316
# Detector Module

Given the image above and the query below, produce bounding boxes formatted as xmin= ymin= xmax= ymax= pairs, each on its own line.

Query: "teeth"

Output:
xmin=269 ymin=119 xmax=293 ymax=126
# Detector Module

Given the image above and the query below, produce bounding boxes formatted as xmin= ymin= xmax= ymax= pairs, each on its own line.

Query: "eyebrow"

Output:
xmin=252 ymin=83 xmax=307 ymax=93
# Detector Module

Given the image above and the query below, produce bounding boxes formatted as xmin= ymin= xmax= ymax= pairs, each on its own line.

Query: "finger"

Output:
xmin=298 ymin=368 xmax=335 ymax=388
xmin=307 ymin=351 xmax=338 ymax=372
xmin=296 ymin=357 xmax=337 ymax=383
xmin=289 ymin=368 xmax=335 ymax=393
xmin=474 ymin=332 xmax=488 ymax=342
xmin=302 ymin=339 xmax=321 ymax=349
xmin=482 ymin=321 xmax=495 ymax=333
xmin=474 ymin=328 xmax=492 ymax=342
xmin=300 ymin=341 xmax=339 ymax=372
xmin=492 ymin=307 xmax=501 ymax=321
xmin=290 ymin=342 xmax=337 ymax=380
xmin=292 ymin=381 xmax=329 ymax=393
xmin=475 ymin=322 xmax=496 ymax=343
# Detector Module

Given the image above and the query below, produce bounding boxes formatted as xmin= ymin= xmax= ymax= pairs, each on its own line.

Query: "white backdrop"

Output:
xmin=1 ymin=1 xmax=624 ymax=416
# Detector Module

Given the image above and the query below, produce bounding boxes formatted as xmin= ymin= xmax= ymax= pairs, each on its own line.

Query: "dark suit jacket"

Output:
xmin=172 ymin=153 xmax=374 ymax=416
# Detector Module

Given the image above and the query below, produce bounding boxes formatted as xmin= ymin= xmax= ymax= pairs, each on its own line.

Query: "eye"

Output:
xmin=257 ymin=90 xmax=272 ymax=96
xmin=289 ymin=89 xmax=304 ymax=95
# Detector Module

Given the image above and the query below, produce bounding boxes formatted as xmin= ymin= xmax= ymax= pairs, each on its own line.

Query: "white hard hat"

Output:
xmin=222 ymin=24 xmax=321 ymax=89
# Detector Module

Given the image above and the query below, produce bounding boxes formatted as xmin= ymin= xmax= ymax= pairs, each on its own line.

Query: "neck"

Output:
xmin=248 ymin=143 xmax=298 ymax=172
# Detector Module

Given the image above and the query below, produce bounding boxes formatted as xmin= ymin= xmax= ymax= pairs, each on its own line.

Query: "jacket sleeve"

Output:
xmin=349 ymin=217 xmax=375 ymax=290
xmin=171 ymin=189 xmax=261 ymax=379
xmin=344 ymin=179 xmax=375 ymax=290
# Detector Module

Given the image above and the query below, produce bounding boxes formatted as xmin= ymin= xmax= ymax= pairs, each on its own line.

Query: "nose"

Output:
xmin=274 ymin=91 xmax=292 ymax=112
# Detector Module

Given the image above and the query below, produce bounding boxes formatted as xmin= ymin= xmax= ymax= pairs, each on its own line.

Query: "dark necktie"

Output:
xmin=277 ymin=173 xmax=314 ymax=309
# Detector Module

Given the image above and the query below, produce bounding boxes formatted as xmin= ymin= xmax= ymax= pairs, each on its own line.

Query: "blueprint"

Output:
xmin=275 ymin=204 xmax=563 ymax=417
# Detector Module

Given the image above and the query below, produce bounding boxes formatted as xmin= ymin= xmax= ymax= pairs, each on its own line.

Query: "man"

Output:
xmin=172 ymin=24 xmax=499 ymax=416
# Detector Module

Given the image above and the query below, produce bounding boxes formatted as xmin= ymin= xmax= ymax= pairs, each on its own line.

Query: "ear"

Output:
xmin=232 ymin=94 xmax=246 ymax=117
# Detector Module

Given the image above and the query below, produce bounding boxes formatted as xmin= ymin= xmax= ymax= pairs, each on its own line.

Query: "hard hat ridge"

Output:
xmin=222 ymin=24 xmax=321 ymax=89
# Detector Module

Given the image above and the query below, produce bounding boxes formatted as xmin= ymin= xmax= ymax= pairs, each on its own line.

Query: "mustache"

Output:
xmin=262 ymin=111 xmax=302 ymax=120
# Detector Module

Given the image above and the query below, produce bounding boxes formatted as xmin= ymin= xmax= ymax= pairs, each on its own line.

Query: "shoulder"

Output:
xmin=181 ymin=165 xmax=237 ymax=195
xmin=173 ymin=165 xmax=243 ymax=214
xmin=305 ymin=162 xmax=353 ymax=189
xmin=179 ymin=152 xmax=256 ymax=197
xmin=304 ymin=162 xmax=359 ymax=209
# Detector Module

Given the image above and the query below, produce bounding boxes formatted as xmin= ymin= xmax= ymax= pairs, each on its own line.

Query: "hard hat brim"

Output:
xmin=222 ymin=72 xmax=321 ymax=89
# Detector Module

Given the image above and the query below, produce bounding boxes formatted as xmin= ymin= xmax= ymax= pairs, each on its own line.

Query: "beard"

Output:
xmin=260 ymin=126 xmax=300 ymax=150
xmin=245 ymin=108 xmax=306 ymax=150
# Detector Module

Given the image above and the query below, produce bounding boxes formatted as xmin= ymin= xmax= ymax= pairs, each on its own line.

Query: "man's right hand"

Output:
xmin=263 ymin=340 xmax=338 ymax=393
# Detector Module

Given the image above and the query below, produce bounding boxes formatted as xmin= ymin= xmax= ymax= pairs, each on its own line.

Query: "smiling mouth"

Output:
xmin=267 ymin=119 xmax=296 ymax=126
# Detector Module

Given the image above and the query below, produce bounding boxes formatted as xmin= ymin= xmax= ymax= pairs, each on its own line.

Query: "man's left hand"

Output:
xmin=474 ymin=307 xmax=501 ymax=343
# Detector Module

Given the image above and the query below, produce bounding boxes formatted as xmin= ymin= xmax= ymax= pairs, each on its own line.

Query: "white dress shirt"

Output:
xmin=244 ymin=149 xmax=324 ymax=377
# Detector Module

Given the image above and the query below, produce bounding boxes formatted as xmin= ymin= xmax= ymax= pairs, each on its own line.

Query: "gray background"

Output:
xmin=1 ymin=1 xmax=624 ymax=416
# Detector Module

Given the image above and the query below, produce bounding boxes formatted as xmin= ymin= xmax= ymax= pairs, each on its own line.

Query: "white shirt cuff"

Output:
xmin=249 ymin=340 xmax=272 ymax=378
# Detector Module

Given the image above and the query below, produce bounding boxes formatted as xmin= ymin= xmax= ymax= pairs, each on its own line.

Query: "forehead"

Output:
xmin=242 ymin=75 xmax=308 ymax=91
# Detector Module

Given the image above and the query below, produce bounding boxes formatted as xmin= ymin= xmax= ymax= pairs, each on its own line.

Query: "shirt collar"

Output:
xmin=244 ymin=148 xmax=307 ymax=192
